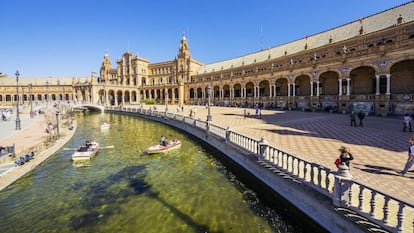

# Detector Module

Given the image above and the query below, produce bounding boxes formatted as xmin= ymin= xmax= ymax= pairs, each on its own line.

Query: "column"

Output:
xmin=292 ymin=83 xmax=296 ymax=96
xmin=253 ymin=85 xmax=257 ymax=98
xmin=375 ymin=75 xmax=380 ymax=95
xmin=346 ymin=78 xmax=351 ymax=96
xmin=310 ymin=81 xmax=314 ymax=96
xmin=386 ymin=74 xmax=391 ymax=95
xmin=269 ymin=85 xmax=273 ymax=97
xmin=287 ymin=83 xmax=291 ymax=97
xmin=316 ymin=81 xmax=320 ymax=96
xmin=338 ymin=79 xmax=343 ymax=96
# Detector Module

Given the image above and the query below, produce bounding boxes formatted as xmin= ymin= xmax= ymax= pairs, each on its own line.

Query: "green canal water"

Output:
xmin=0 ymin=112 xmax=325 ymax=233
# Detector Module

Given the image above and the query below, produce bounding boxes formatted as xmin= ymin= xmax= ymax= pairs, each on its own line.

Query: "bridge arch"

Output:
xmin=72 ymin=103 xmax=104 ymax=112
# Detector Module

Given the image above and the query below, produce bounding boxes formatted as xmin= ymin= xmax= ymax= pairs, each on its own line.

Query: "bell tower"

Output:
xmin=100 ymin=52 xmax=112 ymax=83
xmin=177 ymin=33 xmax=191 ymax=83
xmin=176 ymin=33 xmax=191 ymax=106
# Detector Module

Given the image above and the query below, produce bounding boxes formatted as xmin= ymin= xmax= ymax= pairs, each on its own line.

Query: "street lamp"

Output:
xmin=15 ymin=70 xmax=21 ymax=130
xmin=57 ymin=80 xmax=61 ymax=105
xmin=103 ymin=83 xmax=106 ymax=106
xmin=55 ymin=111 xmax=60 ymax=140
xmin=29 ymin=83 xmax=33 ymax=118
xmin=46 ymin=81 xmax=49 ymax=107
xmin=207 ymin=85 xmax=212 ymax=122
xmin=165 ymin=90 xmax=168 ymax=112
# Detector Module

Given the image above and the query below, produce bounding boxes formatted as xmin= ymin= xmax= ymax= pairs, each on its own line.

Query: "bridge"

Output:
xmin=71 ymin=103 xmax=104 ymax=112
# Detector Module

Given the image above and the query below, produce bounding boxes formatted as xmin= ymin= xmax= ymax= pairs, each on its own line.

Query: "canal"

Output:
xmin=0 ymin=112 xmax=327 ymax=233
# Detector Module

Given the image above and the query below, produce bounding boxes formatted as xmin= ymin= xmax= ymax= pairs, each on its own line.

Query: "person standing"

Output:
xmin=339 ymin=146 xmax=354 ymax=168
xmin=350 ymin=111 xmax=357 ymax=127
xmin=357 ymin=111 xmax=365 ymax=127
xmin=193 ymin=108 xmax=197 ymax=119
xmin=403 ymin=114 xmax=412 ymax=132
xmin=398 ymin=136 xmax=414 ymax=176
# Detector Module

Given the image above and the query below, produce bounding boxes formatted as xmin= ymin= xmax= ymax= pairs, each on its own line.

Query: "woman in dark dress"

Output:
xmin=339 ymin=146 xmax=354 ymax=168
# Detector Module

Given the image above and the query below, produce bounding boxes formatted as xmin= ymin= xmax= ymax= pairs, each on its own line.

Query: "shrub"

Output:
xmin=143 ymin=99 xmax=156 ymax=105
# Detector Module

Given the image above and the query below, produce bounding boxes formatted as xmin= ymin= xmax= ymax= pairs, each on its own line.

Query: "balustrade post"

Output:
xmin=258 ymin=136 xmax=268 ymax=161
xmin=225 ymin=126 xmax=231 ymax=143
xmin=333 ymin=164 xmax=353 ymax=207
xmin=205 ymin=120 xmax=210 ymax=132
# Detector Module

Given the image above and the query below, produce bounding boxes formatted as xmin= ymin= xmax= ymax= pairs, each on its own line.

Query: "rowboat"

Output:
xmin=100 ymin=122 xmax=110 ymax=129
xmin=145 ymin=139 xmax=181 ymax=154
xmin=71 ymin=141 xmax=100 ymax=161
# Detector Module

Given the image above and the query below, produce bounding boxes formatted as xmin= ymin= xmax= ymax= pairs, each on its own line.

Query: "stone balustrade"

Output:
xmin=109 ymin=106 xmax=413 ymax=233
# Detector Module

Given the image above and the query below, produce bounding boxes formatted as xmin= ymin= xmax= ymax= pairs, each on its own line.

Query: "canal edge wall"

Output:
xmin=0 ymin=120 xmax=77 ymax=191
xmin=111 ymin=109 xmax=370 ymax=233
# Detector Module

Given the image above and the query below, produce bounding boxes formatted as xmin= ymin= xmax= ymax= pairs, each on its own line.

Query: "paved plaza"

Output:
xmin=1 ymin=106 xmax=413 ymax=207
xmin=174 ymin=105 xmax=414 ymax=205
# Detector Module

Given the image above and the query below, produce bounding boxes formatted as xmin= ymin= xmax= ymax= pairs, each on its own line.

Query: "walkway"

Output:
xmin=0 ymin=113 xmax=48 ymax=155
xmin=0 ymin=111 xmax=75 ymax=190
xmin=164 ymin=105 xmax=413 ymax=206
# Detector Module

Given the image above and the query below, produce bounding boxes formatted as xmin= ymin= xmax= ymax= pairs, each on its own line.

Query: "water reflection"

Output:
xmin=0 ymin=112 xmax=324 ymax=233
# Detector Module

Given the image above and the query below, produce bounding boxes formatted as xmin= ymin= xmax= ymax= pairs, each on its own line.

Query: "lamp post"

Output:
xmin=207 ymin=85 xmax=212 ymax=122
xmin=57 ymin=80 xmax=61 ymax=105
xmin=103 ymin=83 xmax=106 ymax=106
xmin=15 ymin=70 xmax=21 ymax=130
xmin=45 ymin=81 xmax=49 ymax=107
xmin=29 ymin=83 xmax=33 ymax=118
xmin=55 ymin=111 xmax=60 ymax=140
xmin=165 ymin=90 xmax=168 ymax=112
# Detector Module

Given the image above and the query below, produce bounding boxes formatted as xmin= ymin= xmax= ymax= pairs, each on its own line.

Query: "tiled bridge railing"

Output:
xmin=109 ymin=106 xmax=413 ymax=233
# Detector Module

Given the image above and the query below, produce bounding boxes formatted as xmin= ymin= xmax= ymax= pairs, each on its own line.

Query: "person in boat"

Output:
xmin=160 ymin=136 xmax=168 ymax=146
xmin=85 ymin=140 xmax=92 ymax=149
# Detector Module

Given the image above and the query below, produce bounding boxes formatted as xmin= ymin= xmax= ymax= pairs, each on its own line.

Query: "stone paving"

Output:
xmin=0 ymin=113 xmax=47 ymax=156
xmin=169 ymin=105 xmax=414 ymax=206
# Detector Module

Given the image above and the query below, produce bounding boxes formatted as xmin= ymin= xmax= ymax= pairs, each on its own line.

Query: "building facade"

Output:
xmin=1 ymin=2 xmax=414 ymax=115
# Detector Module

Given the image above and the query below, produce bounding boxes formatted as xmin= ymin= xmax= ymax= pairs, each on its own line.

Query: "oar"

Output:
xmin=63 ymin=145 xmax=114 ymax=150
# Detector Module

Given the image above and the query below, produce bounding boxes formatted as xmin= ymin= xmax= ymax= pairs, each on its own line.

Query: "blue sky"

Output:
xmin=0 ymin=0 xmax=411 ymax=78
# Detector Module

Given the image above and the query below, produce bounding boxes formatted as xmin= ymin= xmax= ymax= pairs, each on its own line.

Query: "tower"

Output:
xmin=176 ymin=33 xmax=191 ymax=106
xmin=100 ymin=52 xmax=112 ymax=83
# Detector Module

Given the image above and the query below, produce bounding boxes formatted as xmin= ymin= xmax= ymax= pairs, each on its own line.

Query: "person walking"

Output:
xmin=350 ymin=111 xmax=357 ymax=127
xmin=357 ymin=110 xmax=365 ymax=127
xmin=339 ymin=146 xmax=354 ymax=168
xmin=403 ymin=113 xmax=412 ymax=132
xmin=398 ymin=136 xmax=414 ymax=176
